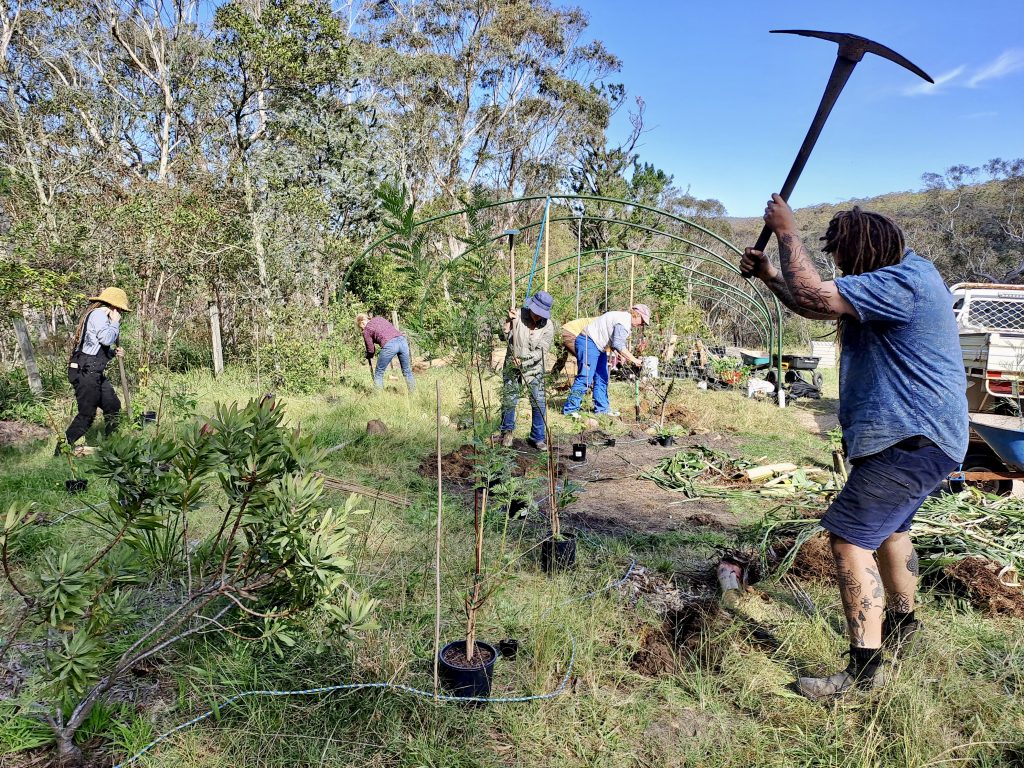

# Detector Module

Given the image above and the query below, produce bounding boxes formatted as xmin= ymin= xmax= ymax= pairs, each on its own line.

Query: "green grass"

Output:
xmin=1 ymin=364 xmax=1022 ymax=767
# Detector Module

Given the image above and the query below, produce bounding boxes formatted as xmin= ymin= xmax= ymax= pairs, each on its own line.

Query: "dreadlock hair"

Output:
xmin=820 ymin=206 xmax=905 ymax=277
xmin=822 ymin=207 xmax=906 ymax=343
xmin=67 ymin=301 xmax=107 ymax=362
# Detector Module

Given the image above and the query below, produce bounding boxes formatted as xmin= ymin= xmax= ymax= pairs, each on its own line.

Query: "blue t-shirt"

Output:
xmin=834 ymin=250 xmax=968 ymax=462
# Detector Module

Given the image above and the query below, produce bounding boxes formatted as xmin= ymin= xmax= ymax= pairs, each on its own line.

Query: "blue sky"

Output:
xmin=581 ymin=0 xmax=1024 ymax=216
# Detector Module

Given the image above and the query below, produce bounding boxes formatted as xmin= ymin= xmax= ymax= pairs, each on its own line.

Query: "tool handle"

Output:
xmin=117 ymin=356 xmax=132 ymax=416
xmin=741 ymin=56 xmax=858 ymax=278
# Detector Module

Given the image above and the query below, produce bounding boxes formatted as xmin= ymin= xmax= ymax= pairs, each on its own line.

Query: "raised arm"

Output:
xmin=762 ymin=194 xmax=855 ymax=319
xmin=740 ymin=249 xmax=837 ymax=321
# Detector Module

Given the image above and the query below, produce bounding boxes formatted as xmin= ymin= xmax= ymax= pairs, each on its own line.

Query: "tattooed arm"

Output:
xmin=741 ymin=249 xmax=837 ymax=320
xmin=758 ymin=194 xmax=856 ymax=319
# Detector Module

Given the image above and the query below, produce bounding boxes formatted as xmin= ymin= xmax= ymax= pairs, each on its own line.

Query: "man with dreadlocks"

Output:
xmin=741 ymin=194 xmax=967 ymax=700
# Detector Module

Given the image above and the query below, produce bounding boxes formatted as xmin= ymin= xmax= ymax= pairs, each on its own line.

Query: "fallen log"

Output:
xmin=741 ymin=463 xmax=798 ymax=483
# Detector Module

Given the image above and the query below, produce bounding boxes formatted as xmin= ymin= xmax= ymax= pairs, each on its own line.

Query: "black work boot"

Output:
xmin=796 ymin=648 xmax=887 ymax=701
xmin=882 ymin=612 xmax=921 ymax=654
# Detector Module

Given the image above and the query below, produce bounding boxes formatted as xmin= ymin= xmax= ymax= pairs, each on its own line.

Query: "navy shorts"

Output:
xmin=821 ymin=437 xmax=958 ymax=551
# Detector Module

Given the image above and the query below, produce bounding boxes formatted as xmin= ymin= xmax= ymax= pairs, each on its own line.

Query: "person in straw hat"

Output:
xmin=58 ymin=287 xmax=130 ymax=452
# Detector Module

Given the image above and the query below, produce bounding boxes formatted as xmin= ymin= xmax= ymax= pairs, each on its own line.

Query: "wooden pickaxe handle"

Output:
xmin=742 ymin=57 xmax=858 ymax=275
xmin=741 ymin=29 xmax=932 ymax=276
xmin=117 ymin=355 xmax=132 ymax=416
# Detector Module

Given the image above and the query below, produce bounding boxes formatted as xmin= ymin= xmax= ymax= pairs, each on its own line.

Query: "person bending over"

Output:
xmin=499 ymin=291 xmax=555 ymax=449
xmin=562 ymin=304 xmax=650 ymax=417
xmin=356 ymin=313 xmax=416 ymax=393
xmin=742 ymin=194 xmax=967 ymax=700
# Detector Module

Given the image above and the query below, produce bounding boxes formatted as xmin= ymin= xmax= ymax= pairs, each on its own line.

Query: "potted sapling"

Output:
xmin=541 ymin=479 xmax=582 ymax=574
xmin=43 ymin=402 xmax=88 ymax=494
xmin=570 ymin=419 xmax=587 ymax=462
xmin=438 ymin=442 xmax=505 ymax=699
xmin=655 ymin=424 xmax=683 ymax=448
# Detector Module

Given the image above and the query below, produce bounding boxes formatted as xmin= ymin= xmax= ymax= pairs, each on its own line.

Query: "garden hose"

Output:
xmin=112 ymin=561 xmax=637 ymax=768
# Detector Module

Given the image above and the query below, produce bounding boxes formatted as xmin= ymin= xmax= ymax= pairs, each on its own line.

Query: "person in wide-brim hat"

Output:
xmin=58 ymin=287 xmax=131 ymax=455
xmin=499 ymin=291 xmax=556 ymax=450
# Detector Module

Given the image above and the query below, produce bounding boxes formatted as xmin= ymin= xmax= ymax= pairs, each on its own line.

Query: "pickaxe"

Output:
xmin=742 ymin=30 xmax=933 ymax=274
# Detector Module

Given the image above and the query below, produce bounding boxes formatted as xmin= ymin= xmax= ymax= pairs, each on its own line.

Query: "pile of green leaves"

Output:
xmin=756 ymin=488 xmax=1024 ymax=583
xmin=643 ymin=447 xmax=754 ymax=498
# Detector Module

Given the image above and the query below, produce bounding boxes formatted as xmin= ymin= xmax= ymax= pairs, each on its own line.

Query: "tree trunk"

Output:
xmin=12 ymin=316 xmax=43 ymax=395
xmin=209 ymin=300 xmax=224 ymax=378
xmin=55 ymin=732 xmax=83 ymax=767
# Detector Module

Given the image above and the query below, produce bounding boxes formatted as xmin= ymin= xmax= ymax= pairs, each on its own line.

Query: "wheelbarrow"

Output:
xmin=950 ymin=413 xmax=1024 ymax=495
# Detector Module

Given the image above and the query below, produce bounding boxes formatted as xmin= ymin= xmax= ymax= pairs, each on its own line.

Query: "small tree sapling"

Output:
xmin=0 ymin=397 xmax=375 ymax=766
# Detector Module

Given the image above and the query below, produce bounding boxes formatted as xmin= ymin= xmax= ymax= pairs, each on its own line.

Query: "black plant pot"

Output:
xmin=438 ymin=640 xmax=499 ymax=699
xmin=138 ymin=410 xmax=157 ymax=425
xmin=571 ymin=443 xmax=586 ymax=462
xmin=65 ymin=479 xmax=88 ymax=494
xmin=498 ymin=638 xmax=519 ymax=659
xmin=541 ymin=534 xmax=577 ymax=573
xmin=657 ymin=435 xmax=676 ymax=447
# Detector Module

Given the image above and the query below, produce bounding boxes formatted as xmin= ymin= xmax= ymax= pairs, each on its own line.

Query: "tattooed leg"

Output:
xmin=830 ymin=534 xmax=885 ymax=647
xmin=877 ymin=531 xmax=917 ymax=614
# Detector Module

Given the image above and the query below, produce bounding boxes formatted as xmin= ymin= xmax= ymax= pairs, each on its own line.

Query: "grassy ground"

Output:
xmin=1 ymin=364 xmax=1022 ymax=767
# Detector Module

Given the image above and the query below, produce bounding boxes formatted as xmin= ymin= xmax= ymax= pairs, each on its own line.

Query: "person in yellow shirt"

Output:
xmin=551 ymin=316 xmax=594 ymax=380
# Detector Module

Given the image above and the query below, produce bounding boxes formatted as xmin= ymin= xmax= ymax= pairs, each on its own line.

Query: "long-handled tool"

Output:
xmin=741 ymin=30 xmax=933 ymax=275
xmin=117 ymin=355 xmax=132 ymax=416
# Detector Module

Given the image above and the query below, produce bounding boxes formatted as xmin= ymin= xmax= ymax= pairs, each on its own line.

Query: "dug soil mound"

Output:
xmin=619 ymin=564 xmax=723 ymax=674
xmin=942 ymin=557 xmax=1024 ymax=618
xmin=790 ymin=533 xmax=835 ymax=582
xmin=0 ymin=420 xmax=49 ymax=448
xmin=419 ymin=442 xmax=535 ymax=484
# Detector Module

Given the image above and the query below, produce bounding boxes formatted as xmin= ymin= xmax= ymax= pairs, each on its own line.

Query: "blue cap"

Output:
xmin=525 ymin=291 xmax=553 ymax=319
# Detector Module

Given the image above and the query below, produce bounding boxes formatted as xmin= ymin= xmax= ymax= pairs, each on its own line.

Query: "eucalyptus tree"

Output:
xmin=361 ymin=0 xmax=621 ymax=204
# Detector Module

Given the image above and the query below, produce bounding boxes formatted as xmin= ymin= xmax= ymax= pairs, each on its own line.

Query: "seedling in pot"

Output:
xmin=541 ymin=479 xmax=582 ymax=573
xmin=43 ymin=401 xmax=89 ymax=494
xmin=655 ymin=424 xmax=683 ymax=448
xmin=570 ymin=415 xmax=587 ymax=462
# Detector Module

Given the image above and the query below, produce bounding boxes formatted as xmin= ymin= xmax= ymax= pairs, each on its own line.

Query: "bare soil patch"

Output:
xmin=560 ymin=428 xmax=738 ymax=536
xmin=791 ymin=398 xmax=840 ymax=436
xmin=0 ymin=420 xmax=49 ymax=448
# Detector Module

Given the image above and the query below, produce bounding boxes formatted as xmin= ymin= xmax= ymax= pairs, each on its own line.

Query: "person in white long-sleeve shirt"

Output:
xmin=562 ymin=304 xmax=650 ymax=416
xmin=60 ymin=287 xmax=130 ymax=452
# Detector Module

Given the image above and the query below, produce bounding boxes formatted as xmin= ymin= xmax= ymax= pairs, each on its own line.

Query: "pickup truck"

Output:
xmin=953 ymin=283 xmax=1024 ymax=410
xmin=952 ymin=283 xmax=1024 ymax=493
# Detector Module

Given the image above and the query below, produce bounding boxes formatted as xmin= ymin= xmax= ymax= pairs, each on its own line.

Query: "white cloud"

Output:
xmin=968 ymin=49 xmax=1024 ymax=87
xmin=903 ymin=65 xmax=965 ymax=96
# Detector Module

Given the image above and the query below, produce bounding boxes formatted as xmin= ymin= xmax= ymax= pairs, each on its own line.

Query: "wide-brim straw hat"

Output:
xmin=88 ymin=287 xmax=130 ymax=312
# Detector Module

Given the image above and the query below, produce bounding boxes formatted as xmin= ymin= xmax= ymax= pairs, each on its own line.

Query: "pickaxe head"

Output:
xmin=771 ymin=29 xmax=933 ymax=83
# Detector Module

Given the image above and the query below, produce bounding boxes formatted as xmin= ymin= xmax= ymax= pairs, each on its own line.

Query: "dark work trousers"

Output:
xmin=66 ymin=367 xmax=121 ymax=444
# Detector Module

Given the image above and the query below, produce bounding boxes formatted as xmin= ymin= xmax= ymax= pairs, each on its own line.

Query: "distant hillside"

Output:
xmin=724 ymin=177 xmax=1024 ymax=285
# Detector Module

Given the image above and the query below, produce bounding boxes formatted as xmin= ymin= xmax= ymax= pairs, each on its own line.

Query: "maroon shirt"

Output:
xmin=362 ymin=316 xmax=402 ymax=358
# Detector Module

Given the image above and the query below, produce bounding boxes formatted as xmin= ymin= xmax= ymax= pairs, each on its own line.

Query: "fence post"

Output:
xmin=12 ymin=316 xmax=43 ymax=395
xmin=209 ymin=300 xmax=224 ymax=377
